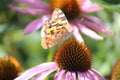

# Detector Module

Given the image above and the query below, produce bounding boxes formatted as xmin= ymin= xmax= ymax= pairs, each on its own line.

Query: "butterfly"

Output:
xmin=41 ymin=8 xmax=72 ymax=49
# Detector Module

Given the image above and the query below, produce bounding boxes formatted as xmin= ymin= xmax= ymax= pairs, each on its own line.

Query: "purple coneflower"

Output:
xmin=9 ymin=0 xmax=113 ymax=42
xmin=15 ymin=39 xmax=105 ymax=80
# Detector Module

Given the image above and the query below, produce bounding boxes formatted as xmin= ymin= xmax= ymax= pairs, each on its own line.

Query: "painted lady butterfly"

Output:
xmin=41 ymin=8 xmax=72 ymax=49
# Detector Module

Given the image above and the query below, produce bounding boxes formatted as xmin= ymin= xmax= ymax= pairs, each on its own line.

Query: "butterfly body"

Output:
xmin=41 ymin=8 xmax=72 ymax=49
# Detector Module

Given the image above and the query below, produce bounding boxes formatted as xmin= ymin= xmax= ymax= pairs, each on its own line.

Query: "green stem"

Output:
xmin=46 ymin=46 xmax=57 ymax=62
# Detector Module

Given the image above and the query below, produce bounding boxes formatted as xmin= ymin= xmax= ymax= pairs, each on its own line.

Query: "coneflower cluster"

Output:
xmin=8 ymin=0 xmax=114 ymax=80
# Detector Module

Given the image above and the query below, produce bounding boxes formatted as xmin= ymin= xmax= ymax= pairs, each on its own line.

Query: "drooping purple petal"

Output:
xmin=23 ymin=15 xmax=50 ymax=34
xmin=84 ymin=15 xmax=106 ymax=27
xmin=65 ymin=71 xmax=76 ymax=80
xmin=90 ymin=68 xmax=105 ymax=80
xmin=70 ymin=24 xmax=84 ymax=42
xmin=86 ymin=70 xmax=96 ymax=80
xmin=81 ymin=0 xmax=102 ymax=12
xmin=9 ymin=5 xmax=50 ymax=15
xmin=81 ymin=20 xmax=114 ymax=35
xmin=85 ymin=15 xmax=114 ymax=35
xmin=78 ymin=72 xmax=89 ymax=80
xmin=15 ymin=62 xmax=57 ymax=80
xmin=14 ymin=0 xmax=49 ymax=9
xmin=54 ymin=70 xmax=66 ymax=80
xmin=78 ymin=68 xmax=105 ymax=80
xmin=35 ymin=65 xmax=58 ymax=80
xmin=77 ymin=23 xmax=103 ymax=40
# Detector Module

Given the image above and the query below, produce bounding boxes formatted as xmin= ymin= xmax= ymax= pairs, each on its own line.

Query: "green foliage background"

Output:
xmin=0 ymin=0 xmax=120 ymax=79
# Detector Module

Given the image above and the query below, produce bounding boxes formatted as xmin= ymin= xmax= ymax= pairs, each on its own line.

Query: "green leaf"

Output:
xmin=0 ymin=0 xmax=12 ymax=11
xmin=102 ymin=0 xmax=120 ymax=5
xmin=92 ymin=0 xmax=120 ymax=12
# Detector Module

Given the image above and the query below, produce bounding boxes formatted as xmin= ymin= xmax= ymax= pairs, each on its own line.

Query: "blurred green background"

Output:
xmin=0 ymin=0 xmax=120 ymax=79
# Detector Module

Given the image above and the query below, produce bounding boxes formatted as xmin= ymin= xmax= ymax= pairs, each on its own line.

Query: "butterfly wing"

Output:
xmin=41 ymin=8 xmax=72 ymax=49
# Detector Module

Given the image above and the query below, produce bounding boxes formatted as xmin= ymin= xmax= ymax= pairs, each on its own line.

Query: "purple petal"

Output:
xmin=90 ymin=68 xmax=105 ymax=80
xmin=14 ymin=0 xmax=49 ymax=9
xmin=54 ymin=70 xmax=66 ymax=80
xmin=15 ymin=62 xmax=57 ymax=80
xmin=81 ymin=0 xmax=102 ymax=12
xmin=66 ymin=71 xmax=76 ymax=80
xmin=35 ymin=65 xmax=58 ymax=80
xmin=77 ymin=23 xmax=103 ymax=40
xmin=23 ymin=15 xmax=49 ymax=34
xmin=70 ymin=24 xmax=84 ymax=42
xmin=78 ymin=72 xmax=89 ymax=80
xmin=84 ymin=15 xmax=106 ymax=27
xmin=9 ymin=5 xmax=50 ymax=15
xmin=85 ymin=15 xmax=114 ymax=35
xmin=86 ymin=71 xmax=96 ymax=80
xmin=78 ymin=68 xmax=105 ymax=80
xmin=81 ymin=20 xmax=114 ymax=35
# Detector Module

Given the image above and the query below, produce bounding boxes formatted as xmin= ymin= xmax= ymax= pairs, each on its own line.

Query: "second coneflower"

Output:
xmin=111 ymin=59 xmax=120 ymax=80
xmin=9 ymin=0 xmax=113 ymax=44
xmin=0 ymin=56 xmax=22 ymax=80
xmin=15 ymin=39 xmax=105 ymax=80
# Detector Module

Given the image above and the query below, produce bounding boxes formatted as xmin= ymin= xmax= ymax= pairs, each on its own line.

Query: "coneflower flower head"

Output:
xmin=51 ymin=0 xmax=82 ymax=21
xmin=54 ymin=39 xmax=91 ymax=72
xmin=9 ymin=0 xmax=114 ymax=46
xmin=15 ymin=39 xmax=105 ymax=80
xmin=0 ymin=56 xmax=22 ymax=80
xmin=111 ymin=59 xmax=120 ymax=80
